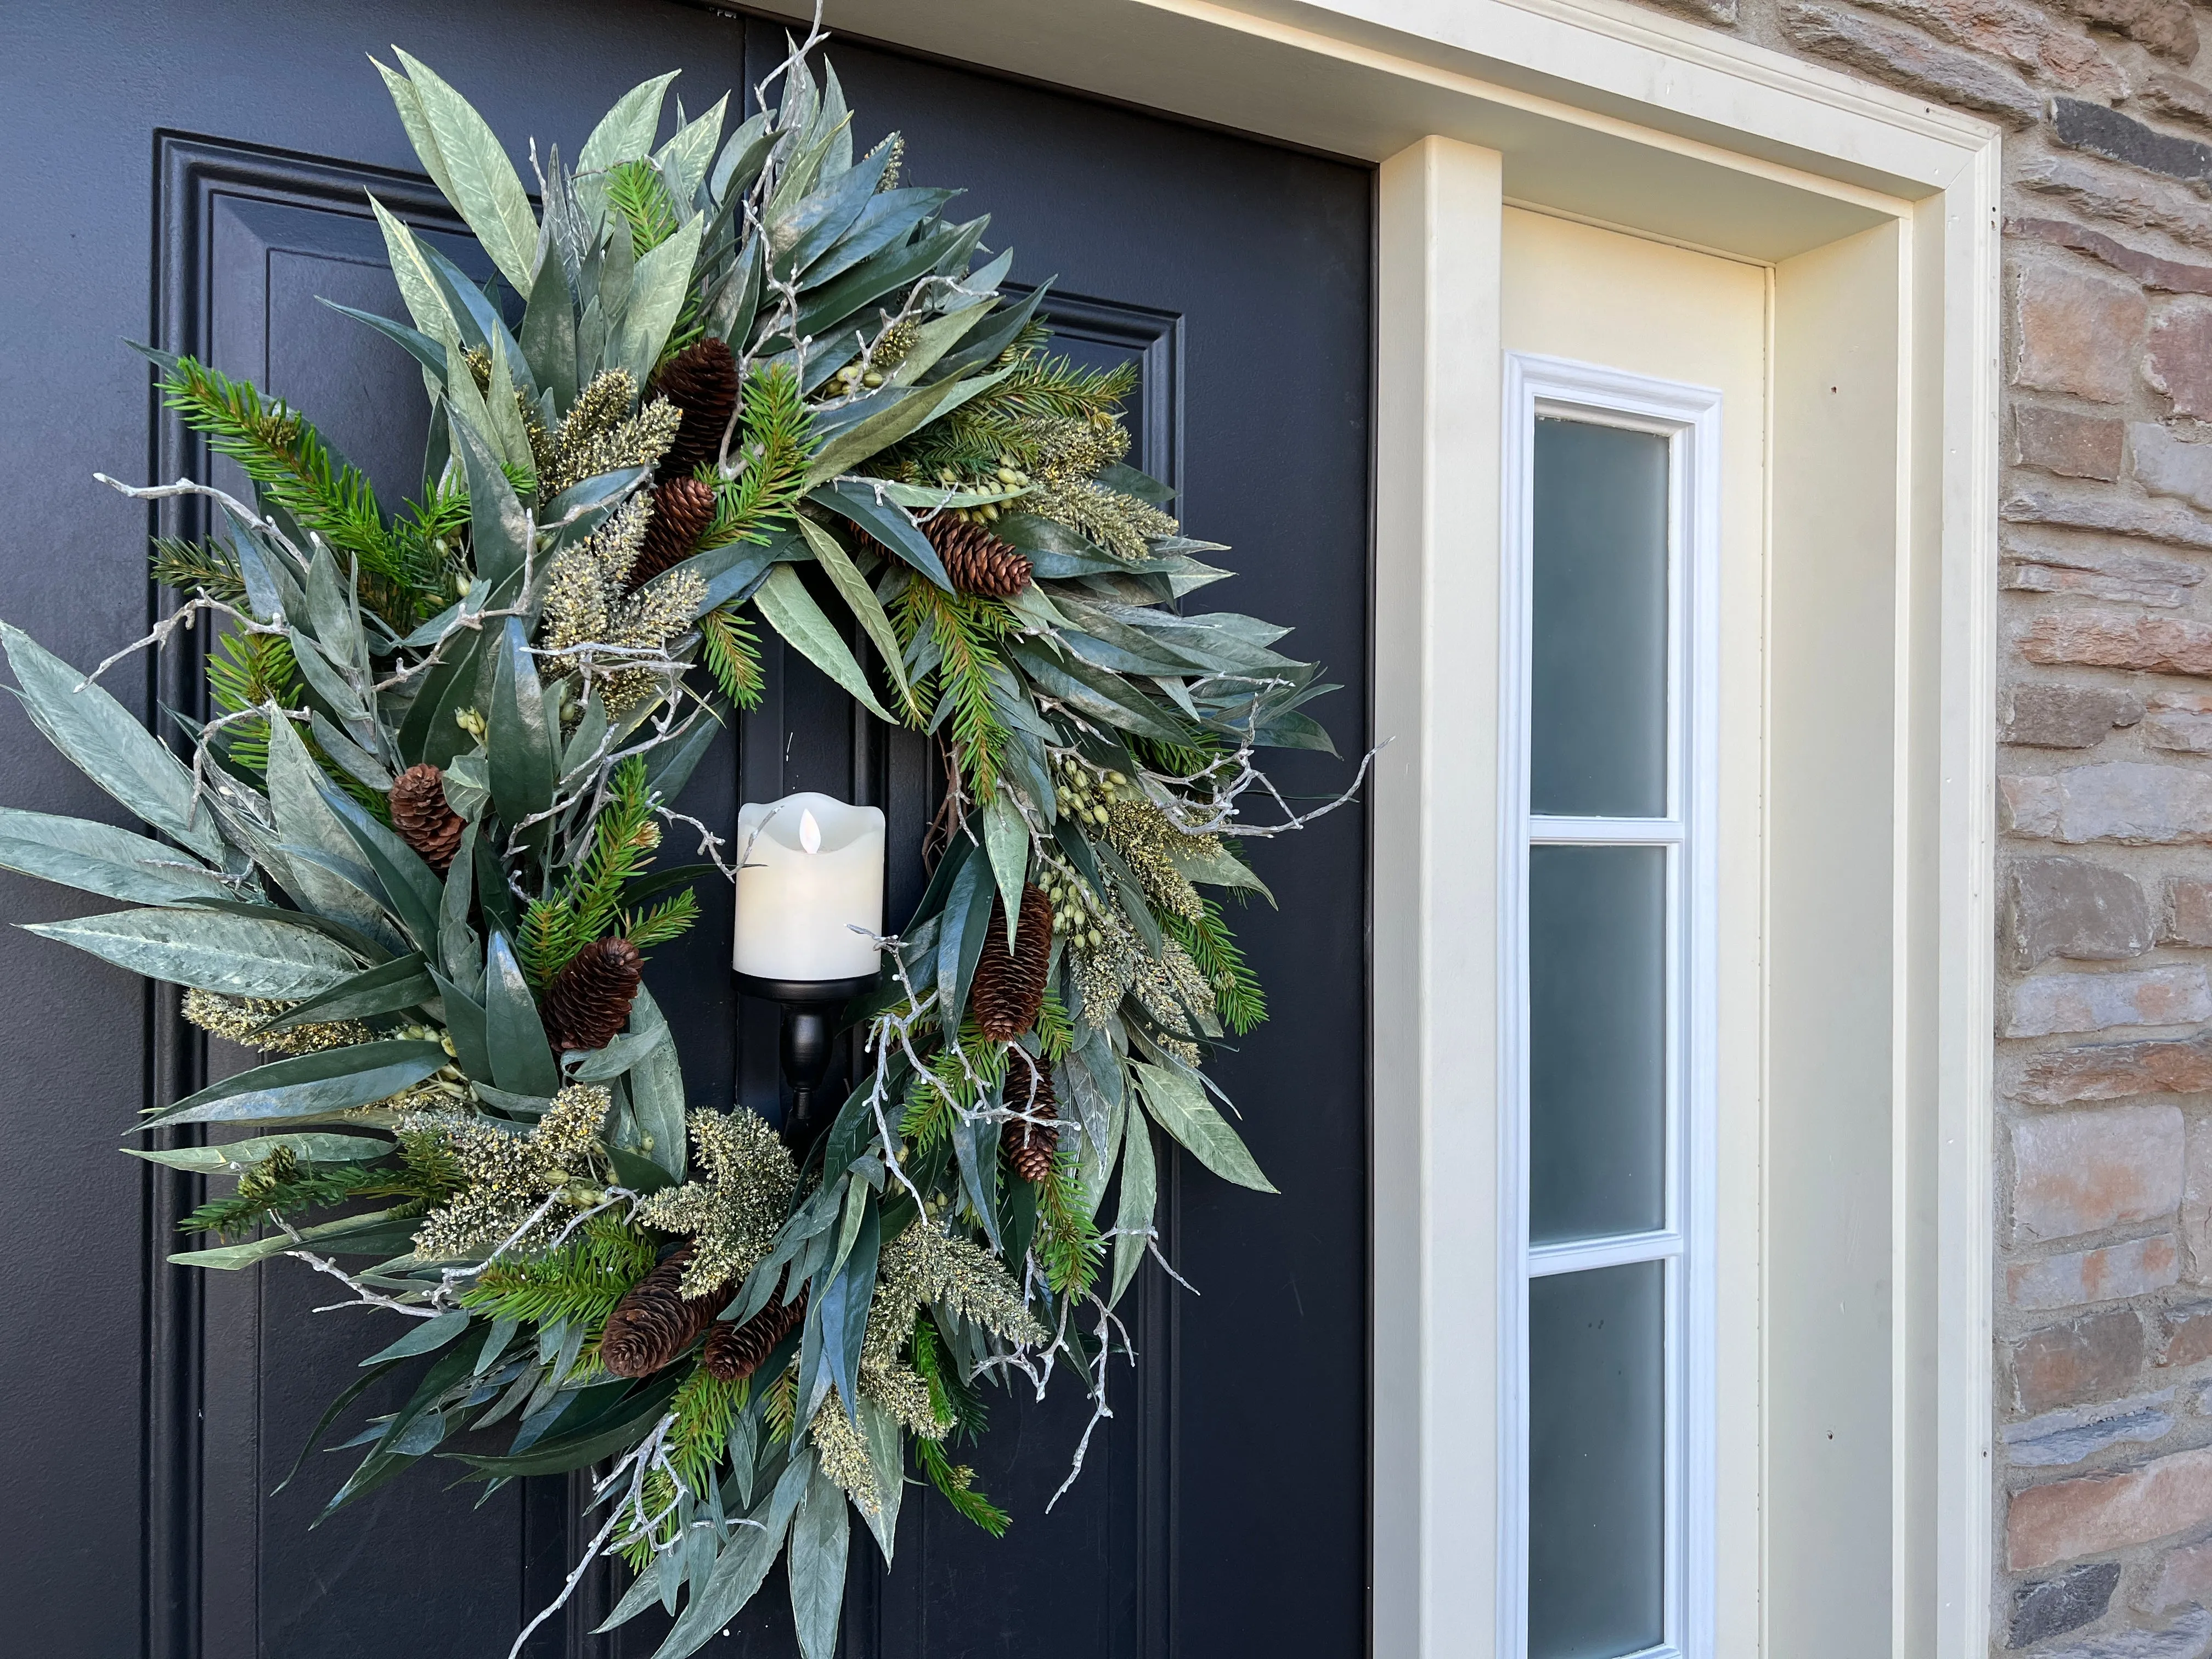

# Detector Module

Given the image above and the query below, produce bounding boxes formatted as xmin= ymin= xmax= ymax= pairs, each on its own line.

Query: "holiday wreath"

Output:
xmin=0 ymin=37 xmax=1354 ymax=1658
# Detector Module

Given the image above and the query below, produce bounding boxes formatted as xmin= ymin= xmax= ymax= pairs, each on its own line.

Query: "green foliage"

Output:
xmin=205 ymin=630 xmax=300 ymax=776
xmin=519 ymin=756 xmax=695 ymax=985
xmin=887 ymin=350 xmax=1136 ymax=483
xmin=606 ymin=157 xmax=679 ymax=257
xmin=623 ymin=888 xmax=701 ymax=950
xmin=616 ymin=1358 xmax=747 ymax=1568
xmin=900 ymin=1025 xmax=1007 ymax=1151
xmin=894 ymin=580 xmax=1016 ymax=801
xmin=695 ymin=365 xmax=813 ymax=550
xmin=150 ymin=536 xmax=247 ymax=606
xmin=1035 ymin=989 xmax=1073 ymax=1063
xmin=455 ymin=1210 xmax=659 ymax=1329
xmin=1165 ymin=897 xmax=1266 ymax=1036
xmin=698 ymin=602 xmax=764 ymax=710
xmin=911 ymin=1319 xmax=1009 ymax=1535
xmin=180 ymin=1134 xmax=463 ymax=1240
xmin=763 ymin=1363 xmax=798 ymax=1445
xmin=158 ymin=355 xmax=441 ymax=625
xmin=1031 ymin=1150 xmax=1103 ymax=1299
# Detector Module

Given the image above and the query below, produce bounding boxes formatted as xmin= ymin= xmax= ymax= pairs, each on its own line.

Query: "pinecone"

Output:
xmin=651 ymin=337 xmax=738 ymax=476
xmin=627 ymin=476 xmax=719 ymax=590
xmin=541 ymin=937 xmax=642 ymax=1054
xmin=601 ymin=1245 xmax=720 ymax=1378
xmin=1003 ymin=1056 xmax=1059 ymax=1184
xmin=927 ymin=515 xmax=1033 ymax=599
xmin=388 ymin=764 xmax=464 ymax=875
xmin=970 ymin=884 xmax=1053 ymax=1040
xmin=702 ymin=1284 xmax=809 ymax=1382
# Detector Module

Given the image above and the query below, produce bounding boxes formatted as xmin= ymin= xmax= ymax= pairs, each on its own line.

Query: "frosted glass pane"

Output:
xmin=1531 ymin=418 xmax=1669 ymax=818
xmin=1529 ymin=844 xmax=1667 ymax=1244
xmin=1530 ymin=1262 xmax=1666 ymax=1659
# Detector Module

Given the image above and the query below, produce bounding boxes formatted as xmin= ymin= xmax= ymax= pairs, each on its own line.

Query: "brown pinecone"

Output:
xmin=1003 ymin=1056 xmax=1059 ymax=1183
xmin=927 ymin=515 xmax=1032 ymax=599
xmin=601 ymin=1245 xmax=720 ymax=1378
xmin=970 ymin=884 xmax=1053 ymax=1040
xmin=388 ymin=764 xmax=464 ymax=875
xmin=627 ymin=476 xmax=718 ymax=590
xmin=541 ymin=937 xmax=642 ymax=1054
xmin=651 ymin=337 xmax=738 ymax=476
xmin=702 ymin=1284 xmax=809 ymax=1382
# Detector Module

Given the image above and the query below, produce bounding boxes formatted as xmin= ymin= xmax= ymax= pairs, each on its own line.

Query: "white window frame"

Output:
xmin=1497 ymin=353 xmax=1722 ymax=1659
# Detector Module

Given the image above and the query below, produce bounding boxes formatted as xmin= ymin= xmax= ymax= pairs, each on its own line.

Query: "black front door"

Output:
xmin=0 ymin=7 xmax=1372 ymax=1655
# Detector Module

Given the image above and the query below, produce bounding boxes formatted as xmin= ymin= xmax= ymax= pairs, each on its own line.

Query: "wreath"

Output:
xmin=1 ymin=37 xmax=1352 ymax=1658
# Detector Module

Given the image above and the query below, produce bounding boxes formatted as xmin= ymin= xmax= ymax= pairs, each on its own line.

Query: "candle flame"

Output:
xmin=799 ymin=808 xmax=822 ymax=854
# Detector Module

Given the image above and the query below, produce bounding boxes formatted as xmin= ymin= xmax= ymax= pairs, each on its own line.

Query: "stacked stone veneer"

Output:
xmin=1630 ymin=0 xmax=2212 ymax=1646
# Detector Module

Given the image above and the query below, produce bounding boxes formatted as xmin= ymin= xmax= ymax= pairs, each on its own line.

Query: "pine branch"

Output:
xmin=456 ymin=1212 xmax=659 ymax=1328
xmin=205 ymin=631 xmax=299 ymax=776
xmin=886 ymin=349 xmax=1136 ymax=482
xmin=911 ymin=1319 xmax=1009 ymax=1534
xmin=621 ymin=888 xmax=700 ymax=949
xmin=180 ymin=1137 xmax=459 ymax=1239
xmin=1032 ymin=1150 xmax=1103 ymax=1299
xmin=695 ymin=365 xmax=812 ymax=551
xmin=519 ymin=756 xmax=670 ymax=985
xmin=698 ymin=602 xmax=764 ymax=709
xmin=606 ymin=158 xmax=679 ymax=257
xmin=1165 ymin=896 xmax=1266 ymax=1036
xmin=149 ymin=536 xmax=246 ymax=605
xmin=900 ymin=1025 xmax=1007 ymax=1150
xmin=158 ymin=355 xmax=432 ymax=624
xmin=894 ymin=581 xmax=1014 ymax=802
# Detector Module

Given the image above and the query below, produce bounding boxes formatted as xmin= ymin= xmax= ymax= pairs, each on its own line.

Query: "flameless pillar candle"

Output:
xmin=732 ymin=793 xmax=885 ymax=981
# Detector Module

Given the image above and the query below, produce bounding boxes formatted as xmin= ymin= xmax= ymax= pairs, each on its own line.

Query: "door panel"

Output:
xmin=0 ymin=6 xmax=1370 ymax=1655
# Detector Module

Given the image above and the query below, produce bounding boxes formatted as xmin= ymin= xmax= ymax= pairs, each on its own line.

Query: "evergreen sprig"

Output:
xmin=180 ymin=1137 xmax=461 ymax=1240
xmin=887 ymin=350 xmax=1137 ymax=482
xmin=1166 ymin=896 xmax=1267 ymax=1036
xmin=158 ymin=355 xmax=437 ymax=624
xmin=911 ymin=1319 xmax=1009 ymax=1535
xmin=205 ymin=631 xmax=300 ymax=776
xmin=1032 ymin=1150 xmax=1103 ymax=1299
xmin=900 ymin=1025 xmax=1008 ymax=1150
xmin=698 ymin=602 xmax=764 ymax=709
xmin=895 ymin=580 xmax=1015 ymax=800
xmin=150 ymin=536 xmax=247 ymax=605
xmin=456 ymin=1211 xmax=659 ymax=1328
xmin=696 ymin=365 xmax=812 ymax=551
xmin=520 ymin=757 xmax=689 ymax=985
xmin=606 ymin=157 xmax=680 ymax=257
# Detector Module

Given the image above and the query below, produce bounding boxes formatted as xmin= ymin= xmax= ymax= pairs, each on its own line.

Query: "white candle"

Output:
xmin=733 ymin=792 xmax=885 ymax=981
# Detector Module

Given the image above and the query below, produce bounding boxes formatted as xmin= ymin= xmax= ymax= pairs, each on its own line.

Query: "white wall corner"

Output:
xmin=1373 ymin=134 xmax=1504 ymax=1659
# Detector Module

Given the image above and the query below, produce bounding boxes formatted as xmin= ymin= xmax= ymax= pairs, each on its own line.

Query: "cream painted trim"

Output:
xmin=1374 ymin=134 xmax=1505 ymax=1659
xmin=769 ymin=2 xmax=2002 ymax=1653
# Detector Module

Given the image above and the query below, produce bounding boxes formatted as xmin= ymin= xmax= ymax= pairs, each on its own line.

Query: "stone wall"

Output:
xmin=1627 ymin=0 xmax=2212 ymax=1646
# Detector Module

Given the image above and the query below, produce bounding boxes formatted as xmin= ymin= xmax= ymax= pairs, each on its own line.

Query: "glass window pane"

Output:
xmin=1529 ymin=844 xmax=1667 ymax=1243
xmin=1531 ymin=418 xmax=1669 ymax=818
xmin=1529 ymin=1261 xmax=1667 ymax=1659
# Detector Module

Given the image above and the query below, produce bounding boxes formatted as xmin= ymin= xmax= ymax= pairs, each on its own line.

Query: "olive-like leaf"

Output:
xmin=25 ymin=906 xmax=359 ymax=998
xmin=1132 ymin=1060 xmax=1275 ymax=1192
xmin=483 ymin=930 xmax=559 ymax=1097
xmin=0 ymin=808 xmax=233 ymax=906
xmin=143 ymin=1039 xmax=448 ymax=1130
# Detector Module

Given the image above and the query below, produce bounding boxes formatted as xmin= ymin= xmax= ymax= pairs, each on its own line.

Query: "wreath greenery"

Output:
xmin=0 ymin=37 xmax=1353 ymax=1658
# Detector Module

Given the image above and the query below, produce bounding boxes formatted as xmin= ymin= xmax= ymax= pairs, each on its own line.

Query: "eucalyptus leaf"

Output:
xmin=127 ymin=1131 xmax=393 ymax=1174
xmin=623 ymin=988 xmax=687 ymax=1177
xmin=857 ymin=1398 xmax=904 ymax=1562
xmin=169 ymin=1204 xmax=419 ymax=1270
xmin=788 ymin=1460 xmax=851 ymax=1659
xmin=643 ymin=1447 xmax=811 ymax=1653
xmin=454 ymin=419 xmax=531 ymax=591
xmin=611 ymin=216 xmax=703 ymax=392
xmin=484 ymin=930 xmax=560 ymax=1098
xmin=800 ymin=363 xmax=1013 ymax=488
xmin=2 ymin=622 xmax=228 ymax=862
xmin=754 ymin=565 xmax=894 ymax=723
xmin=25 ymin=906 xmax=360 ymax=998
xmin=983 ymin=791 xmax=1028 ymax=946
xmin=1110 ymin=1112 xmax=1157 ymax=1305
xmin=359 ymin=1307 xmax=471 ymax=1368
xmin=794 ymin=517 xmax=912 ymax=714
xmin=1132 ymin=1060 xmax=1275 ymax=1192
xmin=365 ymin=193 xmax=459 ymax=349
xmin=143 ymin=1039 xmax=449 ymax=1129
xmin=578 ymin=72 xmax=678 ymax=174
xmin=0 ymin=808 xmax=233 ymax=906
xmin=487 ymin=617 xmax=555 ymax=827
xmin=253 ymin=952 xmax=435 ymax=1030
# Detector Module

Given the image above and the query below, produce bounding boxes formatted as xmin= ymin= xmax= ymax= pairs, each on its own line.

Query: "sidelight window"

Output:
xmin=1499 ymin=357 xmax=1721 ymax=1659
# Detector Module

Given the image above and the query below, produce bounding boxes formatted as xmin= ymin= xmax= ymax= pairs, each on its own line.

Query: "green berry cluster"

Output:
xmin=1038 ymin=850 xmax=1109 ymax=951
xmin=933 ymin=456 xmax=1030 ymax=524
xmin=1052 ymin=751 xmax=1131 ymax=829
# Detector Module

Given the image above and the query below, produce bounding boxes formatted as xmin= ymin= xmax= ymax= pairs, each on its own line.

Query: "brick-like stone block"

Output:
xmin=2146 ymin=692 xmax=2212 ymax=753
xmin=2150 ymin=303 xmax=2212 ymax=420
xmin=2010 ymin=1103 xmax=2183 ymax=1233
xmin=2006 ymin=1390 xmax=2177 ymax=1467
xmin=2017 ymin=405 xmax=2128 ymax=479
xmin=2013 ymin=1308 xmax=2148 ymax=1413
xmin=2133 ymin=422 xmax=2212 ymax=511
xmin=2011 ymin=213 xmax=2212 ymax=298
xmin=2007 ymin=1444 xmax=2212 ymax=1570
xmin=2021 ymin=153 xmax=2212 ymax=256
xmin=2158 ymin=1301 xmax=2212 ymax=1366
xmin=2050 ymin=0 xmax=2199 ymax=63
xmin=2002 ymin=764 xmax=2212 ymax=845
xmin=1782 ymin=0 xmax=2042 ymax=121
xmin=2055 ymin=96 xmax=2212 ymax=180
xmin=1863 ymin=0 xmax=2123 ymax=96
xmin=2015 ymin=262 xmax=2151 ymax=402
xmin=2039 ymin=1606 xmax=2212 ymax=1657
xmin=2148 ymin=1538 xmax=2212 ymax=1610
xmin=2011 ymin=1560 xmax=2123 ymax=1647
xmin=2007 ymin=964 xmax=2212 ymax=1035
xmin=2165 ymin=879 xmax=2212 ymax=945
xmin=2011 ymin=1235 xmax=2181 ymax=1309
xmin=2137 ymin=72 xmax=2212 ymax=137
xmin=2183 ymin=1121 xmax=2212 ymax=1280
xmin=2023 ymin=614 xmax=2212 ymax=679
xmin=2004 ymin=487 xmax=2212 ymax=548
xmin=2004 ymin=684 xmax=2147 ymax=748
xmin=2015 ymin=1037 xmax=2212 ymax=1106
xmin=2002 ymin=538 xmax=2204 ymax=607
xmin=2005 ymin=856 xmax=2154 ymax=968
